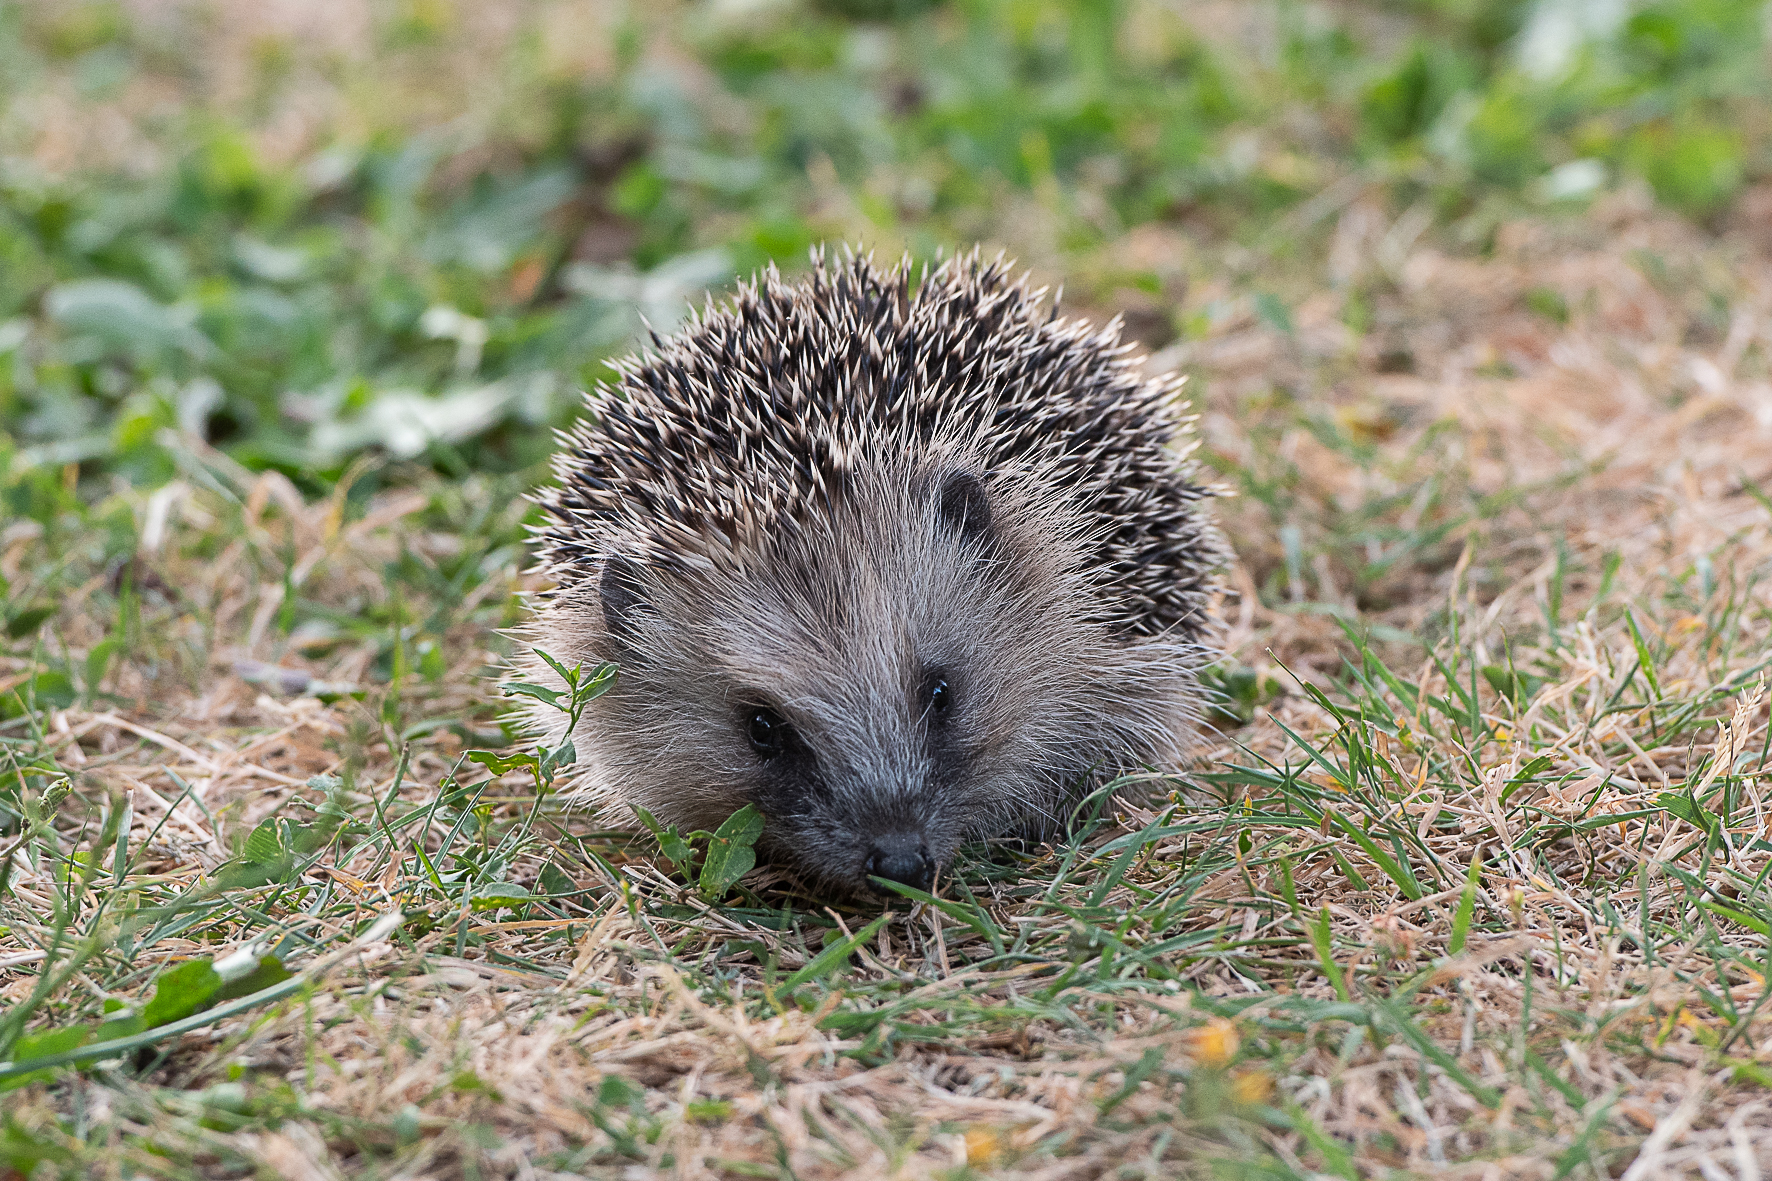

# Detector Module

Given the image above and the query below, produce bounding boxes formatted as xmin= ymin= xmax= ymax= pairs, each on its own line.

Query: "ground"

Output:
xmin=6 ymin=2 xmax=1772 ymax=1178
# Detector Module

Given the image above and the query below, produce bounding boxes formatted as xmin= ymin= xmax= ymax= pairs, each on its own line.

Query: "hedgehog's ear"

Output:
xmin=936 ymin=471 xmax=993 ymax=546
xmin=600 ymin=555 xmax=652 ymax=657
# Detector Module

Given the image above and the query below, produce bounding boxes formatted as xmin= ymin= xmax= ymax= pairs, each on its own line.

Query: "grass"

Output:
xmin=7 ymin=0 xmax=1772 ymax=1177
xmin=4 ymin=0 xmax=1770 ymax=489
xmin=6 ymin=452 xmax=1772 ymax=1177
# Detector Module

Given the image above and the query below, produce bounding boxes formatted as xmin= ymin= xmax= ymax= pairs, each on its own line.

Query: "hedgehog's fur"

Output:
xmin=523 ymin=249 xmax=1225 ymax=897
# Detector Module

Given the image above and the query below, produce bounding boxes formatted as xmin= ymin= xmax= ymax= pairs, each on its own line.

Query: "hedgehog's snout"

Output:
xmin=864 ymin=833 xmax=934 ymax=893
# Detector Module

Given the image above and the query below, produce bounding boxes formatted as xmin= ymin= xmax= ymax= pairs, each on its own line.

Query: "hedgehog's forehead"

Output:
xmin=647 ymin=483 xmax=994 ymax=652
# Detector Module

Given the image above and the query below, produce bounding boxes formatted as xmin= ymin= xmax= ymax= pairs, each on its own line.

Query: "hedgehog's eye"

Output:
xmin=746 ymin=709 xmax=788 ymax=759
xmin=926 ymin=677 xmax=951 ymax=718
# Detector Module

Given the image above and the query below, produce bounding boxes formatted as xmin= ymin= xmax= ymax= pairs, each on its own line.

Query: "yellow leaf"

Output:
xmin=1230 ymin=1068 xmax=1272 ymax=1106
xmin=964 ymin=1127 xmax=1000 ymax=1166
xmin=1186 ymin=1017 xmax=1239 ymax=1067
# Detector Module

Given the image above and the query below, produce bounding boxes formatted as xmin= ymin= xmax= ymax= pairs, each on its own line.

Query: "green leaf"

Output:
xmin=1311 ymin=905 xmax=1349 ymax=1002
xmin=140 ymin=960 xmax=223 ymax=1029
xmin=633 ymin=807 xmax=694 ymax=870
xmin=573 ymin=661 xmax=620 ymax=703
xmin=212 ymin=956 xmax=293 ymax=1003
xmin=1253 ymin=292 xmax=1293 ymax=334
xmin=468 ymin=882 xmax=532 ymax=912
xmin=502 ymin=681 xmax=562 ymax=709
xmin=698 ymin=804 xmax=764 ymax=898
xmin=1330 ymin=847 xmax=1370 ymax=894
xmin=6 ymin=606 xmax=55 ymax=639
xmin=0 ymin=961 xmax=317 ymax=1084
xmin=467 ymin=749 xmax=540 ymax=775
xmin=1572 ymin=809 xmax=1661 ymax=831
xmin=538 ymin=861 xmax=579 ymax=897
xmin=213 ymin=855 xmax=294 ymax=890
xmin=1656 ymin=791 xmax=1717 ymax=834
xmin=597 ymin=1073 xmax=642 ymax=1110
xmin=55 ymin=849 xmax=96 ymax=886
xmin=91 ymin=1014 xmax=143 ymax=1043
xmin=1278 ymin=856 xmax=1303 ymax=922
xmin=1330 ymin=813 xmax=1422 ymax=900
xmin=43 ymin=278 xmax=215 ymax=362
xmin=1448 ymin=854 xmax=1482 ymax=956
xmin=6 ymin=670 xmax=76 ymax=714
xmin=1700 ymin=902 xmax=1770 ymax=937
xmin=1728 ymin=1058 xmax=1772 ymax=1088
xmin=216 ymin=817 xmax=296 ymax=888
xmin=533 ymin=649 xmax=582 ymax=690
xmin=1624 ymin=608 xmax=1660 ymax=698
xmin=84 ymin=637 xmax=121 ymax=694
xmin=1498 ymin=755 xmax=1555 ymax=804
xmin=243 ymin=820 xmax=284 ymax=863
xmin=685 ymin=1099 xmax=733 ymax=1123
xmin=1285 ymin=1101 xmax=1360 ymax=1180
xmin=1630 ymin=118 xmax=1743 ymax=214
xmin=0 ymin=1026 xmax=91 ymax=1092
xmin=538 ymin=738 xmax=577 ymax=778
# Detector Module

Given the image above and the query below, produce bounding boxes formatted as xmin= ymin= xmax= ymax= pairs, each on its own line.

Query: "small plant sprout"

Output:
xmin=489 ymin=651 xmax=618 ymax=792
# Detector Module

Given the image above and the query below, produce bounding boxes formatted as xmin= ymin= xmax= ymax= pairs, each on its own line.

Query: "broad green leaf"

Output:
xmin=468 ymin=882 xmax=532 ymax=912
xmin=6 ymin=606 xmax=55 ymax=639
xmin=0 ymin=1026 xmax=91 ymax=1092
xmin=243 ymin=820 xmax=284 ymax=863
xmin=538 ymin=739 xmax=577 ymax=777
xmin=212 ymin=956 xmax=293 ymax=1003
xmin=698 ymin=804 xmax=764 ymax=898
xmin=140 ymin=960 xmax=222 ymax=1029
xmin=83 ymin=637 xmax=120 ymax=694
xmin=43 ymin=278 xmax=214 ymax=361
xmin=467 ymin=749 xmax=540 ymax=775
xmin=538 ymin=861 xmax=579 ymax=897
xmin=91 ymin=1014 xmax=144 ymax=1043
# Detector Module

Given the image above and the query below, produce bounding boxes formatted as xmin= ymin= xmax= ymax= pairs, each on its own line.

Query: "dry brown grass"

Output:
xmin=9 ymin=1 xmax=1772 ymax=1174
xmin=8 ymin=186 xmax=1772 ymax=1178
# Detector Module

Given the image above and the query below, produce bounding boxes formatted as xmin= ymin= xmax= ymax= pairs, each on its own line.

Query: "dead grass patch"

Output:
xmin=8 ymin=201 xmax=1772 ymax=1178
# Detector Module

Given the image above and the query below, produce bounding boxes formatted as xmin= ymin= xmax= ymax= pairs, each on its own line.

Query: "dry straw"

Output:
xmin=8 ymin=190 xmax=1772 ymax=1176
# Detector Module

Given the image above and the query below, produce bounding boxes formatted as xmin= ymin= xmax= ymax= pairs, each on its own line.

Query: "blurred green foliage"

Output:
xmin=0 ymin=0 xmax=1766 ymax=494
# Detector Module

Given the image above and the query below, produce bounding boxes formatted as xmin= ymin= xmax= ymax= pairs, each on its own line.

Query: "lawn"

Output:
xmin=5 ymin=0 xmax=1772 ymax=1177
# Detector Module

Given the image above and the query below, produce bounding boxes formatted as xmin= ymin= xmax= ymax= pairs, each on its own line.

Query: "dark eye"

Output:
xmin=927 ymin=677 xmax=951 ymax=717
xmin=746 ymin=709 xmax=787 ymax=759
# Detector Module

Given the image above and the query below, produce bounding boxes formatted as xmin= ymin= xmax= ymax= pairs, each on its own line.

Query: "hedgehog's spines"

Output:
xmin=538 ymin=251 xmax=1222 ymax=640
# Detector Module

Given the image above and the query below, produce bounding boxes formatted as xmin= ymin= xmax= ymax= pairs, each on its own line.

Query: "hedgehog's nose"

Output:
xmin=866 ymin=835 xmax=934 ymax=892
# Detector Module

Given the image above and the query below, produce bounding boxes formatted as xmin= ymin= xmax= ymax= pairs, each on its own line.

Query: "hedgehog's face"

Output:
xmin=552 ymin=468 xmax=1197 ymax=898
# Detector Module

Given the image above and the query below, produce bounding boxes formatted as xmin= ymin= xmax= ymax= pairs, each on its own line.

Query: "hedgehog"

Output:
xmin=522 ymin=249 xmax=1225 ymax=897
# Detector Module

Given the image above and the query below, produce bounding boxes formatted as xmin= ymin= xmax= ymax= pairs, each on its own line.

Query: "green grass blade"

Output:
xmin=1449 ymin=853 xmax=1483 ymax=955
